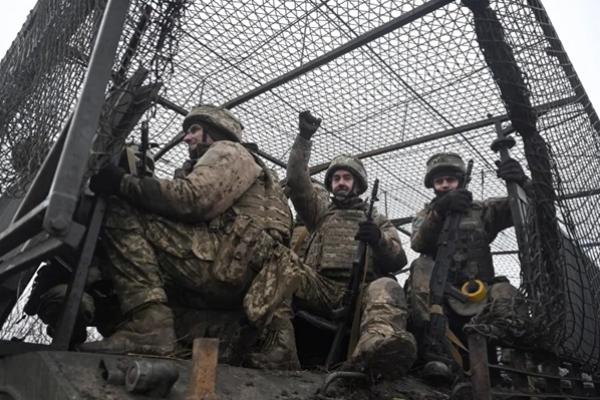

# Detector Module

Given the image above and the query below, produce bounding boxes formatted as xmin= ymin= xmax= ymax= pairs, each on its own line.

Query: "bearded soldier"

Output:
xmin=79 ymin=105 xmax=293 ymax=361
xmin=245 ymin=111 xmax=417 ymax=377
xmin=408 ymin=152 xmax=528 ymax=378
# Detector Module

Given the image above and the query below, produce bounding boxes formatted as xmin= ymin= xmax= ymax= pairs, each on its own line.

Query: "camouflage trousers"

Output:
xmin=102 ymin=197 xmax=280 ymax=315
xmin=407 ymin=255 xmax=520 ymax=330
xmin=244 ymin=255 xmax=409 ymax=338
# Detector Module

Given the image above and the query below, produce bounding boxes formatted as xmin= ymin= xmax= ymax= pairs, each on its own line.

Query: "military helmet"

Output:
xmin=182 ymin=105 xmax=243 ymax=142
xmin=424 ymin=152 xmax=466 ymax=188
xmin=324 ymin=154 xmax=368 ymax=195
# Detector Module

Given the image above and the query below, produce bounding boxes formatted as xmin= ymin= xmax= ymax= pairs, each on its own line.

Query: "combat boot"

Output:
xmin=351 ymin=328 xmax=417 ymax=379
xmin=78 ymin=302 xmax=176 ymax=355
xmin=27 ymin=284 xmax=95 ymax=345
xmin=422 ymin=360 xmax=454 ymax=383
xmin=245 ymin=318 xmax=300 ymax=370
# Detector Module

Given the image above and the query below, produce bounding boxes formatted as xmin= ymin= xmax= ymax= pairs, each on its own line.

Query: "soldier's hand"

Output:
xmin=496 ymin=158 xmax=526 ymax=184
xmin=298 ymin=110 xmax=322 ymax=140
xmin=434 ymin=189 xmax=472 ymax=216
xmin=355 ymin=221 xmax=382 ymax=245
xmin=89 ymin=164 xmax=125 ymax=196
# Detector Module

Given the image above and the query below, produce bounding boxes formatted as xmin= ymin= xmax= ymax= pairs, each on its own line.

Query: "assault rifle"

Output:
xmin=325 ymin=179 xmax=379 ymax=369
xmin=426 ymin=160 xmax=473 ymax=361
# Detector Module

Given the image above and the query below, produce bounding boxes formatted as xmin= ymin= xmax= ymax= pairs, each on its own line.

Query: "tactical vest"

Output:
xmin=449 ymin=202 xmax=495 ymax=285
xmin=304 ymin=204 xmax=375 ymax=282
xmin=231 ymin=169 xmax=293 ymax=243
xmin=181 ymin=156 xmax=292 ymax=290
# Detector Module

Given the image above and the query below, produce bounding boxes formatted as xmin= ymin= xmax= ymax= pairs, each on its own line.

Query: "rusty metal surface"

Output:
xmin=467 ymin=333 xmax=491 ymax=400
xmin=187 ymin=338 xmax=219 ymax=400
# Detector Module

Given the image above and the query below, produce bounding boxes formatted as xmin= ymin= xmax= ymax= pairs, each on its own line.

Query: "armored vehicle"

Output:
xmin=0 ymin=0 xmax=599 ymax=398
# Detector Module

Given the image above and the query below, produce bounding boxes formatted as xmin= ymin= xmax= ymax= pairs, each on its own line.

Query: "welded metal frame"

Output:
xmin=0 ymin=0 xmax=130 ymax=279
xmin=0 ymin=0 xmax=131 ymax=350
xmin=43 ymin=0 xmax=131 ymax=237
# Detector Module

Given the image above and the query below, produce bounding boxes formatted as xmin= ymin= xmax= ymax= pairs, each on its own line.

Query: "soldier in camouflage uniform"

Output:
xmin=244 ymin=111 xmax=417 ymax=378
xmin=79 ymin=105 xmax=294 ymax=363
xmin=408 ymin=152 xmax=528 ymax=378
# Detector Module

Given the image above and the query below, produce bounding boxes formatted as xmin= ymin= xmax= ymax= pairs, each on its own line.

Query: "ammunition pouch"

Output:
xmin=212 ymin=215 xmax=277 ymax=288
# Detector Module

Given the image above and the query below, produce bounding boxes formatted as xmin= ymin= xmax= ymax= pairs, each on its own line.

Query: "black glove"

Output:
xmin=89 ymin=164 xmax=125 ymax=196
xmin=496 ymin=158 xmax=526 ymax=184
xmin=433 ymin=189 xmax=472 ymax=216
xmin=298 ymin=110 xmax=322 ymax=140
xmin=355 ymin=221 xmax=381 ymax=245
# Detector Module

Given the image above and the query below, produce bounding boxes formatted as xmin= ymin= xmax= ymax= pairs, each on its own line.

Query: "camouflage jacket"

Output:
xmin=287 ymin=136 xmax=406 ymax=279
xmin=119 ymin=141 xmax=263 ymax=222
xmin=411 ymin=197 xmax=513 ymax=256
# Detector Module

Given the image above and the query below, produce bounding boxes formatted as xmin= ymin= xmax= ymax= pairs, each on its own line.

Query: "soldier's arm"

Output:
xmin=119 ymin=141 xmax=261 ymax=222
xmin=482 ymin=197 xmax=513 ymax=241
xmin=371 ymin=215 xmax=408 ymax=274
xmin=410 ymin=205 xmax=444 ymax=254
xmin=286 ymin=136 xmax=328 ymax=231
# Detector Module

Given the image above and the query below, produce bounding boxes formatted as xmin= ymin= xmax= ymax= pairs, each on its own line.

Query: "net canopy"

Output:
xmin=0 ymin=0 xmax=598 ymax=373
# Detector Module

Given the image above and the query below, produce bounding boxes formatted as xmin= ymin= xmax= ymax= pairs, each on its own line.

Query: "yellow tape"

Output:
xmin=461 ymin=279 xmax=487 ymax=302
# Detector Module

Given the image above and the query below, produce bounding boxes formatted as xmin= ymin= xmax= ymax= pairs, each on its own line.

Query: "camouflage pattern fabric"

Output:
xmin=102 ymin=141 xmax=292 ymax=315
xmin=408 ymin=197 xmax=516 ymax=330
xmin=407 ymin=255 xmax=518 ymax=328
xmin=244 ymin=252 xmax=408 ymax=335
xmin=411 ymin=198 xmax=512 ymax=257
xmin=253 ymin=134 xmax=411 ymax=357
xmin=119 ymin=141 xmax=263 ymax=223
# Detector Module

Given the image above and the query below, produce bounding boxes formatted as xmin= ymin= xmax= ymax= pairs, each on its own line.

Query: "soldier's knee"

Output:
xmin=489 ymin=281 xmax=518 ymax=301
xmin=411 ymin=255 xmax=434 ymax=274
xmin=365 ymin=277 xmax=406 ymax=308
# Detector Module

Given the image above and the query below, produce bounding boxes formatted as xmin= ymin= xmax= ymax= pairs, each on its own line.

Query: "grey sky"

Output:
xmin=0 ymin=1 xmax=598 ymax=109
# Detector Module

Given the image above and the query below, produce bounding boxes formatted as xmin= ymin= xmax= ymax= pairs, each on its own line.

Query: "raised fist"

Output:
xmin=298 ymin=110 xmax=322 ymax=140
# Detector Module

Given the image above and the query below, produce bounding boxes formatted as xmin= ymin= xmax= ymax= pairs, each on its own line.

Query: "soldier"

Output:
xmin=408 ymin=152 xmax=528 ymax=378
xmin=79 ymin=105 xmax=294 ymax=362
xmin=244 ymin=111 xmax=417 ymax=378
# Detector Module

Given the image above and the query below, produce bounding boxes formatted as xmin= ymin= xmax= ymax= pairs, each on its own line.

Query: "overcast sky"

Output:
xmin=0 ymin=1 xmax=598 ymax=108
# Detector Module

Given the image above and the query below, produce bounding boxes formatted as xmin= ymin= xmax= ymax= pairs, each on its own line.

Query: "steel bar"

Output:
xmin=487 ymin=363 xmax=596 ymax=382
xmin=52 ymin=198 xmax=106 ymax=350
xmin=0 ymin=341 xmax=49 ymax=356
xmin=390 ymin=217 xmax=413 ymax=226
xmin=44 ymin=0 xmax=131 ymax=236
xmin=308 ymin=96 xmax=578 ymax=175
xmin=491 ymin=250 xmax=518 ymax=255
xmin=0 ymin=237 xmax=64 ymax=279
xmin=468 ymin=333 xmax=492 ymax=400
xmin=12 ymin=116 xmax=70 ymax=224
xmin=396 ymin=227 xmax=411 ymax=237
xmin=187 ymin=338 xmax=219 ymax=400
xmin=222 ymin=0 xmax=454 ymax=109
xmin=156 ymin=87 xmax=576 ymax=172
xmin=0 ymin=199 xmax=48 ymax=257
xmin=559 ymin=188 xmax=600 ymax=201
